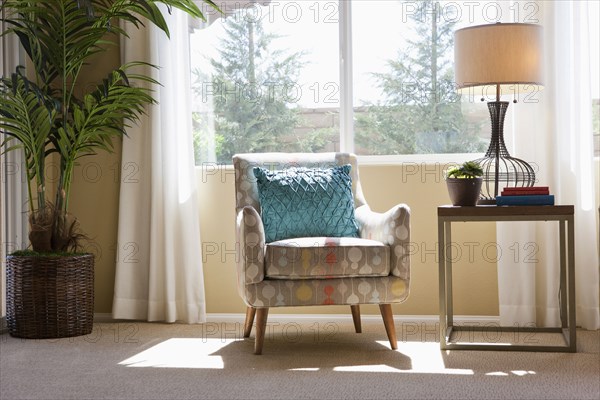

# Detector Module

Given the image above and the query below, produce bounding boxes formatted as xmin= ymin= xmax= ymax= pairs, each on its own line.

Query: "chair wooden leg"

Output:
xmin=379 ymin=304 xmax=398 ymax=350
xmin=350 ymin=305 xmax=362 ymax=333
xmin=243 ymin=306 xmax=256 ymax=338
xmin=254 ymin=308 xmax=269 ymax=355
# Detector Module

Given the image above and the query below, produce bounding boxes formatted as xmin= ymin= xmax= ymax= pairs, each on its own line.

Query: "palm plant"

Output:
xmin=1 ymin=0 xmax=217 ymax=252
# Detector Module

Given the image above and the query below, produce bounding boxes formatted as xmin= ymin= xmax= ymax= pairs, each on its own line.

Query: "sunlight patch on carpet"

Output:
xmin=289 ymin=368 xmax=320 ymax=371
xmin=119 ymin=338 xmax=242 ymax=369
xmin=334 ymin=364 xmax=408 ymax=373
xmin=485 ymin=370 xmax=537 ymax=377
xmin=332 ymin=342 xmax=473 ymax=375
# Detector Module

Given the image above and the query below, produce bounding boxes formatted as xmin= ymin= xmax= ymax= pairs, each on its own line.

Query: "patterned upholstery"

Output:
xmin=244 ymin=276 xmax=408 ymax=307
xmin=266 ymin=237 xmax=390 ymax=279
xmin=233 ymin=153 xmax=411 ymax=309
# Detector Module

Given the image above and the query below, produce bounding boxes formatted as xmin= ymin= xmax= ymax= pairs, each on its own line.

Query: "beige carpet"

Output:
xmin=0 ymin=320 xmax=598 ymax=400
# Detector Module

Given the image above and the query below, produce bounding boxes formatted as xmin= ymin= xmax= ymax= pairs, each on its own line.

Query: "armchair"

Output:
xmin=233 ymin=153 xmax=411 ymax=354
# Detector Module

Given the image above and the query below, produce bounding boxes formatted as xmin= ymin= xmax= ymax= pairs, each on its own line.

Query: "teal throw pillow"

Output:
xmin=253 ymin=165 xmax=360 ymax=243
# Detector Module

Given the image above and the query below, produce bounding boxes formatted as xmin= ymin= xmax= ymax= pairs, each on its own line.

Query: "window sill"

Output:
xmin=195 ymin=153 xmax=487 ymax=170
xmin=357 ymin=153 xmax=486 ymax=166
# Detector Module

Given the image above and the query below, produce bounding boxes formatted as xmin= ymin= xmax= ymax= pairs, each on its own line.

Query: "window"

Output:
xmin=190 ymin=1 xmax=339 ymax=164
xmin=190 ymin=1 xmax=514 ymax=165
xmin=352 ymin=1 xmax=487 ymax=155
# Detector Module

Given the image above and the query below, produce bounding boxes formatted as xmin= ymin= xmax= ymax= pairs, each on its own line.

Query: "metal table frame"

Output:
xmin=437 ymin=205 xmax=576 ymax=352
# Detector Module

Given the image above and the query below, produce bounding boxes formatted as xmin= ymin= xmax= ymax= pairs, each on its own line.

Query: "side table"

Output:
xmin=437 ymin=205 xmax=576 ymax=352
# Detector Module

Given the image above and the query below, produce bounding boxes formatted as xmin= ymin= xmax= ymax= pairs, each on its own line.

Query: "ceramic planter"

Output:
xmin=446 ymin=177 xmax=483 ymax=206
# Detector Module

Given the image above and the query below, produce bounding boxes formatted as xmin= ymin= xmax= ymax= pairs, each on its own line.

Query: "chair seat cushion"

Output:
xmin=265 ymin=237 xmax=390 ymax=279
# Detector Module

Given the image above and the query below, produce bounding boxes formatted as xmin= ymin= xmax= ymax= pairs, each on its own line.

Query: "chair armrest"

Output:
xmin=355 ymin=204 xmax=411 ymax=279
xmin=236 ymin=206 xmax=266 ymax=286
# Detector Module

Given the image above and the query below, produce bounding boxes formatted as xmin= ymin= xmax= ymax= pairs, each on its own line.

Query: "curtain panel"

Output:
xmin=112 ymin=0 xmax=272 ymax=323
xmin=1 ymin=13 xmax=28 ymax=252
xmin=1 ymin=11 xmax=29 ymax=318
xmin=112 ymin=7 xmax=206 ymax=323
xmin=497 ymin=0 xmax=599 ymax=330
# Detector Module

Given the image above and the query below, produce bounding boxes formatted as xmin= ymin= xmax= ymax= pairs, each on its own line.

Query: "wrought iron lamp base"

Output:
xmin=472 ymin=101 xmax=536 ymax=202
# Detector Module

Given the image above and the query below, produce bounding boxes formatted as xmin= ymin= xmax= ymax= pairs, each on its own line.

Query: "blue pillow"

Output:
xmin=253 ymin=165 xmax=360 ymax=243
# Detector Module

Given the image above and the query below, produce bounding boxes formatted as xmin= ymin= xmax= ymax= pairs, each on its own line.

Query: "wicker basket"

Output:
xmin=6 ymin=254 xmax=94 ymax=339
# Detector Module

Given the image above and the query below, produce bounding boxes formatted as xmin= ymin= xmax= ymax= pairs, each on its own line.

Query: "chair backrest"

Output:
xmin=232 ymin=152 xmax=367 ymax=215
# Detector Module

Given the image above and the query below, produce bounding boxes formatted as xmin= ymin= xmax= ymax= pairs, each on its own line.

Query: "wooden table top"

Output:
xmin=437 ymin=205 xmax=574 ymax=217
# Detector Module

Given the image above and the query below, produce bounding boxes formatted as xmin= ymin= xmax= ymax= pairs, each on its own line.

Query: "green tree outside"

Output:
xmin=192 ymin=11 xmax=335 ymax=164
xmin=355 ymin=0 xmax=486 ymax=155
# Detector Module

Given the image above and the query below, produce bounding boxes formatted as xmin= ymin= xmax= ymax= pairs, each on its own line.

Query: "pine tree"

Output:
xmin=193 ymin=12 xmax=305 ymax=163
xmin=356 ymin=0 xmax=486 ymax=154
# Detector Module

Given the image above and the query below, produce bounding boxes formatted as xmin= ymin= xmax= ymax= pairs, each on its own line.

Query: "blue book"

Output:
xmin=496 ymin=195 xmax=555 ymax=206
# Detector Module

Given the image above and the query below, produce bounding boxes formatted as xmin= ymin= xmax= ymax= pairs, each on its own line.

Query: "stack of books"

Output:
xmin=496 ymin=186 xmax=555 ymax=206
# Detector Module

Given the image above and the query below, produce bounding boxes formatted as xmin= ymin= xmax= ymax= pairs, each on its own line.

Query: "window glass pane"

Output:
xmin=190 ymin=1 xmax=340 ymax=164
xmin=352 ymin=0 xmax=488 ymax=155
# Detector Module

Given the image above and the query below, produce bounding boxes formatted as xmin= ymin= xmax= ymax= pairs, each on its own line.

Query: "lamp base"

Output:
xmin=473 ymin=101 xmax=536 ymax=199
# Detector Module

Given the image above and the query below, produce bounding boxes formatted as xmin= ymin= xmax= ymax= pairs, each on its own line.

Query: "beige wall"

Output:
xmin=74 ymin=152 xmax=600 ymax=317
xmin=72 ymin=151 xmax=503 ymax=315
xmin=69 ymin=43 xmax=122 ymax=314
xmin=70 ymin=149 xmax=121 ymax=313
xmin=197 ymin=163 xmax=499 ymax=316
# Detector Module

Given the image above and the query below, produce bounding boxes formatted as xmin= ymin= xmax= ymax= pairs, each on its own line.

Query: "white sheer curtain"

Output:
xmin=1 ymin=12 xmax=28 ymax=319
xmin=112 ymin=6 xmax=205 ymax=323
xmin=498 ymin=0 xmax=600 ymax=330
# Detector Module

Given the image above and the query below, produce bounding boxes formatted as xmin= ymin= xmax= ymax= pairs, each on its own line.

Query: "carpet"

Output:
xmin=1 ymin=319 xmax=598 ymax=399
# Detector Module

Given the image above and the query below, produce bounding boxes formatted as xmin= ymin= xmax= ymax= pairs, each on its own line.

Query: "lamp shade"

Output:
xmin=454 ymin=23 xmax=543 ymax=95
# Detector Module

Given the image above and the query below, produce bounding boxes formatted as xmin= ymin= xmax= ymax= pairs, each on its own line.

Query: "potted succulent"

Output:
xmin=445 ymin=161 xmax=484 ymax=206
xmin=0 ymin=0 xmax=216 ymax=338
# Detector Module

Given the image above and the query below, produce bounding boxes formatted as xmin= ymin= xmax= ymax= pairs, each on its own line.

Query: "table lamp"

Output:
xmin=454 ymin=23 xmax=543 ymax=204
